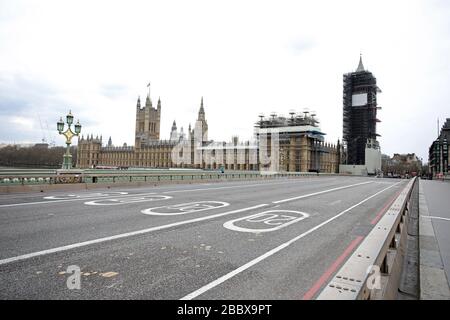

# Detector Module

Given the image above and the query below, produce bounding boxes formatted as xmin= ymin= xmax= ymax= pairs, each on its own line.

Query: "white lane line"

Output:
xmin=43 ymin=191 xmax=129 ymax=200
xmin=0 ymin=182 xmax=279 ymax=208
xmin=0 ymin=204 xmax=268 ymax=266
xmin=0 ymin=178 xmax=338 ymax=208
xmin=0 ymin=192 xmax=163 ymax=208
xmin=272 ymin=181 xmax=373 ymax=204
xmin=180 ymin=181 xmax=402 ymax=300
xmin=162 ymin=183 xmax=266 ymax=194
xmin=84 ymin=195 xmax=172 ymax=206
xmin=162 ymin=178 xmax=338 ymax=194
xmin=421 ymin=215 xmax=450 ymax=222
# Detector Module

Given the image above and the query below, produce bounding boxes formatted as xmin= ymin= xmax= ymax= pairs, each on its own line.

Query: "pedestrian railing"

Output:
xmin=317 ymin=177 xmax=417 ymax=300
xmin=0 ymin=171 xmax=335 ymax=185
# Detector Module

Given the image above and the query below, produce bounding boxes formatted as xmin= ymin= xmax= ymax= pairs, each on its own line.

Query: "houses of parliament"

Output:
xmin=76 ymin=86 xmax=340 ymax=173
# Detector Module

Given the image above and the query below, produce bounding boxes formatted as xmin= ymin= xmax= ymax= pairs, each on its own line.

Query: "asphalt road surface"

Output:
xmin=0 ymin=176 xmax=407 ymax=299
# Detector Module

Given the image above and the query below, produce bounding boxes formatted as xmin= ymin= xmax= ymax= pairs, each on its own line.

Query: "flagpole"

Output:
xmin=437 ymin=118 xmax=439 ymax=138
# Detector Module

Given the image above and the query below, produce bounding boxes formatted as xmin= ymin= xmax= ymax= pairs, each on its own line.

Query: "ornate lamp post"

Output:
xmin=57 ymin=110 xmax=82 ymax=169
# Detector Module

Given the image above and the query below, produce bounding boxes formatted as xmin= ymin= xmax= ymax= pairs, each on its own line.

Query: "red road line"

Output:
xmin=302 ymin=236 xmax=364 ymax=300
xmin=302 ymin=185 xmax=402 ymax=300
xmin=370 ymin=188 xmax=402 ymax=225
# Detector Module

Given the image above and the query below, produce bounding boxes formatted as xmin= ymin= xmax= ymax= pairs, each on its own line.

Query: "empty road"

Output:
xmin=0 ymin=176 xmax=407 ymax=299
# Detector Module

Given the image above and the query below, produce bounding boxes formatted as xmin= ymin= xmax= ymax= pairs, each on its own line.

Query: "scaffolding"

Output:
xmin=343 ymin=68 xmax=381 ymax=165
xmin=255 ymin=111 xmax=338 ymax=172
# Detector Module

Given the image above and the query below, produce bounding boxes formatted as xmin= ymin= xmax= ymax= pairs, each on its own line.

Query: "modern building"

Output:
xmin=340 ymin=56 xmax=382 ymax=175
xmin=429 ymin=118 xmax=450 ymax=177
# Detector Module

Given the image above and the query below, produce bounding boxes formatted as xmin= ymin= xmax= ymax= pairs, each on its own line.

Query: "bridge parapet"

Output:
xmin=318 ymin=177 xmax=417 ymax=300
xmin=0 ymin=169 xmax=336 ymax=187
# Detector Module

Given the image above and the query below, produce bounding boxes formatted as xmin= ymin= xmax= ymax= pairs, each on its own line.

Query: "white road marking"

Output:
xmin=0 ymin=178 xmax=384 ymax=266
xmin=223 ymin=210 xmax=309 ymax=233
xmin=141 ymin=201 xmax=230 ymax=216
xmin=161 ymin=178 xmax=337 ymax=194
xmin=0 ymin=178 xmax=336 ymax=208
xmin=272 ymin=181 xmax=373 ymax=204
xmin=162 ymin=184 xmax=263 ymax=194
xmin=0 ymin=192 xmax=156 ymax=208
xmin=43 ymin=192 xmax=128 ymax=200
xmin=0 ymin=204 xmax=268 ymax=266
xmin=84 ymin=195 xmax=172 ymax=206
xmin=328 ymin=200 xmax=342 ymax=206
xmin=180 ymin=181 xmax=402 ymax=300
xmin=421 ymin=215 xmax=450 ymax=222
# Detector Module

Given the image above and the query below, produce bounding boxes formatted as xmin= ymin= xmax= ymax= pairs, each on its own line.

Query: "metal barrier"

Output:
xmin=0 ymin=171 xmax=335 ymax=185
xmin=317 ymin=177 xmax=417 ymax=300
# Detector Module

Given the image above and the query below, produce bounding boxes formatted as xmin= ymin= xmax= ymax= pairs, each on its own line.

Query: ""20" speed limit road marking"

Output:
xmin=141 ymin=201 xmax=230 ymax=216
xmin=223 ymin=210 xmax=309 ymax=233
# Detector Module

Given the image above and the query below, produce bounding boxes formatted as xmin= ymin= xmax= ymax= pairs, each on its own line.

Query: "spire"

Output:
xmin=145 ymin=94 xmax=151 ymax=107
xmin=198 ymin=97 xmax=205 ymax=121
xmin=170 ymin=120 xmax=178 ymax=141
xmin=157 ymin=97 xmax=161 ymax=109
xmin=180 ymin=126 xmax=185 ymax=140
xmin=356 ymin=53 xmax=365 ymax=72
xmin=136 ymin=96 xmax=141 ymax=109
xmin=108 ymin=136 xmax=112 ymax=147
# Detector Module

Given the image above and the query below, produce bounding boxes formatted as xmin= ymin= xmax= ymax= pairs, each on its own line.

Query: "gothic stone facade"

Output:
xmin=255 ymin=113 xmax=340 ymax=173
xmin=77 ymin=90 xmax=340 ymax=172
xmin=77 ymin=95 xmax=210 ymax=169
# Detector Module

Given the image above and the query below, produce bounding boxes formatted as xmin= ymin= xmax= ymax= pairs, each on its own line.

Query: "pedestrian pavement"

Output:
xmin=419 ymin=179 xmax=450 ymax=299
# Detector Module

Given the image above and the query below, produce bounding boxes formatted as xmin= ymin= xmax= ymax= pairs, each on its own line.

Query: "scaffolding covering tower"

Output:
xmin=343 ymin=55 xmax=381 ymax=165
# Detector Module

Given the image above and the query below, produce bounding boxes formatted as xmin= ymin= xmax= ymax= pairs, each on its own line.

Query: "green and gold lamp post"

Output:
xmin=57 ymin=110 xmax=81 ymax=169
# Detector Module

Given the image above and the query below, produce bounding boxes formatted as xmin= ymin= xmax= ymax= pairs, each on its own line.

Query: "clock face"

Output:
xmin=352 ymin=93 xmax=368 ymax=106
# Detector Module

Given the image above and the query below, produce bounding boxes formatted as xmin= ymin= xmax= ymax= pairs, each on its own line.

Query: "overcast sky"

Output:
xmin=1 ymin=0 xmax=449 ymax=161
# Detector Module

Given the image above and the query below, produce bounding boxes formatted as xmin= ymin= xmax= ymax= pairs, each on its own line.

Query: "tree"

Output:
xmin=0 ymin=145 xmax=78 ymax=168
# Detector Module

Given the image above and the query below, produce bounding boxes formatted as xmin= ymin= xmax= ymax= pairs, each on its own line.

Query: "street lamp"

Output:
xmin=57 ymin=110 xmax=82 ymax=169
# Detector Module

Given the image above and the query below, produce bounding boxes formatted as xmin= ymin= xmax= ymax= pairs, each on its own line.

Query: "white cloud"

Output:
xmin=10 ymin=116 xmax=34 ymax=128
xmin=0 ymin=0 xmax=449 ymax=161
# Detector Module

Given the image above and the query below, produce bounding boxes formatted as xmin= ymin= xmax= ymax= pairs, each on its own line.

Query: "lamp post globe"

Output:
xmin=74 ymin=120 xmax=82 ymax=134
xmin=66 ymin=110 xmax=74 ymax=126
xmin=57 ymin=117 xmax=64 ymax=133
xmin=57 ymin=110 xmax=81 ymax=170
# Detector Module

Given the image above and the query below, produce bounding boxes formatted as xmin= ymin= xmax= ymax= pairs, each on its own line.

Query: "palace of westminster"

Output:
xmin=77 ymin=90 xmax=340 ymax=173
xmin=77 ymin=57 xmax=382 ymax=174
